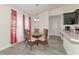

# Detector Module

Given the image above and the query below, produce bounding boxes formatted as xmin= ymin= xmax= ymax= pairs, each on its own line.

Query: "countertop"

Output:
xmin=62 ymin=30 xmax=79 ymax=43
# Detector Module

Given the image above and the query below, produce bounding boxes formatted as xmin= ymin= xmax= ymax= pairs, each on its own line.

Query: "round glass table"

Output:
xmin=32 ymin=34 xmax=42 ymax=46
xmin=32 ymin=34 xmax=42 ymax=39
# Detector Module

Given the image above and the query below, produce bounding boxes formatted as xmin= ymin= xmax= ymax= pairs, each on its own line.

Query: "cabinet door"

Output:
xmin=63 ymin=12 xmax=77 ymax=25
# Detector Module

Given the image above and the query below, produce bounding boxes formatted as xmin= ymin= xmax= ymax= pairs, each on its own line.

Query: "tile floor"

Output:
xmin=0 ymin=36 xmax=67 ymax=55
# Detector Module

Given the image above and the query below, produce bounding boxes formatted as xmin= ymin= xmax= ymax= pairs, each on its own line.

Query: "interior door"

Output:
xmin=49 ymin=15 xmax=61 ymax=36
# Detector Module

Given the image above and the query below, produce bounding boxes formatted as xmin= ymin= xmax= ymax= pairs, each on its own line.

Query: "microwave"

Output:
xmin=65 ymin=26 xmax=70 ymax=30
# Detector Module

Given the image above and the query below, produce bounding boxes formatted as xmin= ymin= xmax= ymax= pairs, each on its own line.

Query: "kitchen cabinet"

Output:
xmin=63 ymin=12 xmax=77 ymax=25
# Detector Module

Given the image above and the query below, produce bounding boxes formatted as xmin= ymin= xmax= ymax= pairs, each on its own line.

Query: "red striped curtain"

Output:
xmin=10 ymin=9 xmax=17 ymax=44
xmin=23 ymin=15 xmax=25 ymax=39
xmin=29 ymin=17 xmax=32 ymax=34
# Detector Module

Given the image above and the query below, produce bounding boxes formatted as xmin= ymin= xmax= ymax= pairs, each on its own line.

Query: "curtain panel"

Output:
xmin=10 ymin=9 xmax=17 ymax=44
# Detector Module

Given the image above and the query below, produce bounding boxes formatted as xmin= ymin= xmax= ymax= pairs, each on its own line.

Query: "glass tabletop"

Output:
xmin=32 ymin=34 xmax=42 ymax=38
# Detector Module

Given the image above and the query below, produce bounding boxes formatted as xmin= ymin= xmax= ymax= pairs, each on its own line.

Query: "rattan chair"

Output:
xmin=38 ymin=29 xmax=48 ymax=49
xmin=25 ymin=30 xmax=37 ymax=51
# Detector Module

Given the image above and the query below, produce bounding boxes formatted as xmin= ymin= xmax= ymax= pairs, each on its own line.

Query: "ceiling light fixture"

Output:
xmin=34 ymin=4 xmax=39 ymax=22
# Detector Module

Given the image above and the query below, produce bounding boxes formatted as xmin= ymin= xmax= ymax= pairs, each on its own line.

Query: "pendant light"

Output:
xmin=34 ymin=4 xmax=39 ymax=21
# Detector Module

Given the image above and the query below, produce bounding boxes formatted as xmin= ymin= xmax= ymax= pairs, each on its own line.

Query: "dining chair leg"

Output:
xmin=30 ymin=45 xmax=32 ymax=51
xmin=26 ymin=44 xmax=28 ymax=47
xmin=37 ymin=43 xmax=38 ymax=47
xmin=24 ymin=40 xmax=26 ymax=44
xmin=24 ymin=38 xmax=27 ymax=44
xmin=46 ymin=43 xmax=49 ymax=47
xmin=25 ymin=42 xmax=28 ymax=47
xmin=44 ymin=44 xmax=46 ymax=50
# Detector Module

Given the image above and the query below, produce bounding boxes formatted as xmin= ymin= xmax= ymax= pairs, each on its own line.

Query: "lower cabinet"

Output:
xmin=62 ymin=34 xmax=79 ymax=55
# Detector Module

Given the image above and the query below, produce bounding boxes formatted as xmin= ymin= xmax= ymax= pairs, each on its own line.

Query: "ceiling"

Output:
xmin=9 ymin=4 xmax=63 ymax=16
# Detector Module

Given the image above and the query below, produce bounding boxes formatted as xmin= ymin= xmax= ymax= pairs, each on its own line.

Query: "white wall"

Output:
xmin=17 ymin=10 xmax=24 ymax=42
xmin=25 ymin=15 xmax=29 ymax=30
xmin=0 ymin=5 xmax=11 ymax=50
xmin=32 ymin=11 xmax=49 ymax=33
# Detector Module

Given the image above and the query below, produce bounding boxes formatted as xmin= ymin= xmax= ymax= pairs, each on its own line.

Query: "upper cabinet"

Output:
xmin=74 ymin=9 xmax=79 ymax=18
xmin=63 ymin=12 xmax=77 ymax=25
xmin=74 ymin=9 xmax=79 ymax=24
xmin=63 ymin=9 xmax=79 ymax=25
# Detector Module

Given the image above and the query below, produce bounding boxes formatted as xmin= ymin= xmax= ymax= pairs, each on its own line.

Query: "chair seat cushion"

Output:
xmin=38 ymin=35 xmax=46 ymax=41
xmin=30 ymin=37 xmax=37 ymax=42
xmin=39 ymin=38 xmax=46 ymax=41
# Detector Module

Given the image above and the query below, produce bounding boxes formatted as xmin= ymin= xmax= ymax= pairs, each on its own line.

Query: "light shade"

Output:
xmin=34 ymin=18 xmax=39 ymax=21
xmin=37 ymin=19 xmax=39 ymax=21
xmin=34 ymin=19 xmax=37 ymax=21
xmin=33 ymin=4 xmax=40 ymax=22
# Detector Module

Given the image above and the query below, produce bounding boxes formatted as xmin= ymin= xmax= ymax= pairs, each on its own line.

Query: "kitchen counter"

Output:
xmin=62 ymin=30 xmax=79 ymax=44
xmin=61 ymin=30 xmax=79 ymax=55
